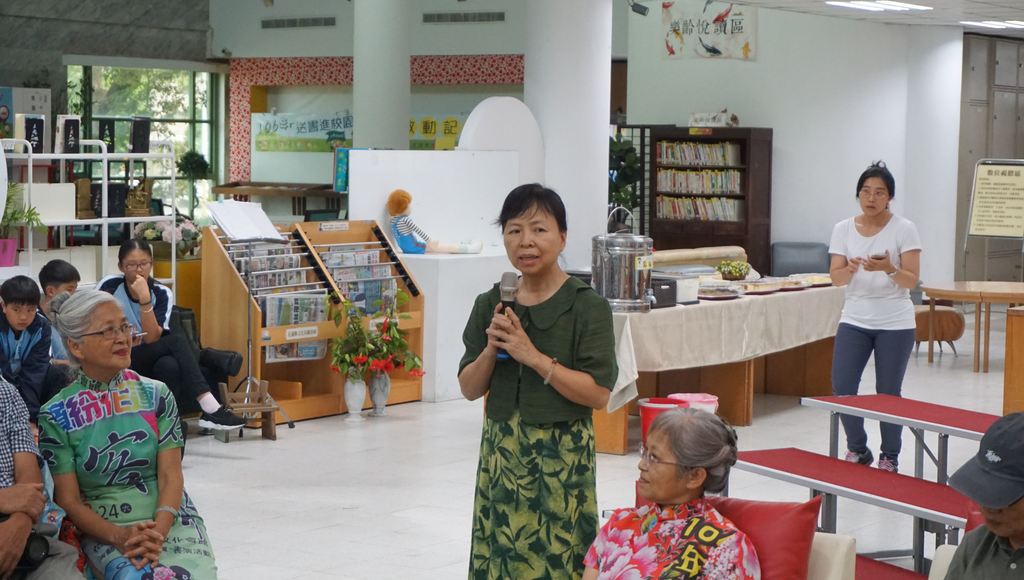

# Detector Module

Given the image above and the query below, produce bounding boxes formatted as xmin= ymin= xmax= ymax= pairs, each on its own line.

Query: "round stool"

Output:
xmin=914 ymin=304 xmax=965 ymax=355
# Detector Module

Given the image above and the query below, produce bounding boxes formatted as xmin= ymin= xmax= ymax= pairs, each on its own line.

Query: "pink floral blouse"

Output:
xmin=584 ymin=498 xmax=761 ymax=579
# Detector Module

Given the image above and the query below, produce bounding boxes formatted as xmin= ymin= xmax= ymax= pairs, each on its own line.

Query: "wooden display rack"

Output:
xmin=200 ymin=220 xmax=423 ymax=424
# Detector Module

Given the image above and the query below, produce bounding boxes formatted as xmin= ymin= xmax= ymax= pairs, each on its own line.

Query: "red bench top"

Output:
xmin=737 ymin=448 xmax=971 ymax=521
xmin=805 ymin=394 xmax=998 ymax=436
xmin=855 ymin=555 xmax=924 ymax=579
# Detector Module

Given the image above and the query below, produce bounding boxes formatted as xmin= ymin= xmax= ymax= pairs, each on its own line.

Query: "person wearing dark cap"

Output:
xmin=945 ymin=412 xmax=1024 ymax=579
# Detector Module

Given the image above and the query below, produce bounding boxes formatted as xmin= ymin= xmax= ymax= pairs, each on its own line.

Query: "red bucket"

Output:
xmin=637 ymin=397 xmax=689 ymax=444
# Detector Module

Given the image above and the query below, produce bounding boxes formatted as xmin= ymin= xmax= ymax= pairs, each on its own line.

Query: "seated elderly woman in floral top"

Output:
xmin=37 ymin=290 xmax=217 ymax=579
xmin=584 ymin=409 xmax=760 ymax=579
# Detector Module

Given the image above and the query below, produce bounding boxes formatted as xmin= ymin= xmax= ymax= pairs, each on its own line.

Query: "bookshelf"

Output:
xmin=648 ymin=127 xmax=773 ymax=274
xmin=200 ymin=220 xmax=423 ymax=424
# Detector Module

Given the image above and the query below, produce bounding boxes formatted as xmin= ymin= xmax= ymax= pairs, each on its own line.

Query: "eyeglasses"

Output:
xmin=122 ymin=261 xmax=153 ymax=271
xmin=639 ymin=444 xmax=686 ymax=468
xmin=80 ymin=323 xmax=145 ymax=346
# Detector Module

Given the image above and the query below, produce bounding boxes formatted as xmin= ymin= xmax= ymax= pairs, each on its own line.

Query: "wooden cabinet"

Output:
xmin=648 ymin=126 xmax=773 ymax=274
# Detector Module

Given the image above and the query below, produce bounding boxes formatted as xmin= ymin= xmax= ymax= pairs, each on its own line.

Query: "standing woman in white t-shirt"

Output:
xmin=828 ymin=161 xmax=922 ymax=473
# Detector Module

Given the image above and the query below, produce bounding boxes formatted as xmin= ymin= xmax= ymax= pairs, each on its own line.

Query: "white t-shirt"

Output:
xmin=828 ymin=215 xmax=922 ymax=330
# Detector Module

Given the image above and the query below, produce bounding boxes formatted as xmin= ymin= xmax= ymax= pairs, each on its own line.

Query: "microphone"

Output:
xmin=496 ymin=272 xmax=519 ymax=360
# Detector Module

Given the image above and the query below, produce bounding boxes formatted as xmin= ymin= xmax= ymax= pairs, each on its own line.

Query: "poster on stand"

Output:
xmin=662 ymin=1 xmax=756 ymax=60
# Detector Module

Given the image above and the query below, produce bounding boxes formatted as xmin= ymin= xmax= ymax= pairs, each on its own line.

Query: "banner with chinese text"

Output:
xmin=252 ymin=111 xmax=353 ymax=153
xmin=663 ymin=1 xmax=756 ymax=60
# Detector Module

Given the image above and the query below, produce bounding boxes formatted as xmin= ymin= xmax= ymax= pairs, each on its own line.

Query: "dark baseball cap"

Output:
xmin=949 ymin=413 xmax=1024 ymax=509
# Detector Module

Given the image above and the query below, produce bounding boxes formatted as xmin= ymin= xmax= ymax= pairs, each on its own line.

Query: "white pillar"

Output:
xmin=524 ymin=0 xmax=613 ymax=270
xmin=353 ymin=0 xmax=410 ymax=149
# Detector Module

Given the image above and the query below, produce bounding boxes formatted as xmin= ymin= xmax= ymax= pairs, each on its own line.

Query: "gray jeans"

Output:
xmin=22 ymin=537 xmax=84 ymax=580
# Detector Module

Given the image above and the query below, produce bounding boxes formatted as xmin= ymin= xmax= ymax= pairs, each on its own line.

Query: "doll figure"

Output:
xmin=386 ymin=189 xmax=483 ymax=254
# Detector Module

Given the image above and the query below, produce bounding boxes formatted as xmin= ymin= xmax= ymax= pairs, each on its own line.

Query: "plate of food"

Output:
xmin=736 ymin=280 xmax=781 ymax=295
xmin=777 ymin=278 xmax=811 ymax=291
xmin=698 ymin=286 xmax=742 ymax=301
xmin=789 ymin=273 xmax=832 ymax=287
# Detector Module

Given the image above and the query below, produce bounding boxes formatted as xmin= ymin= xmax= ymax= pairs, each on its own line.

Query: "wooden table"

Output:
xmin=922 ymin=282 xmax=1024 ymax=373
xmin=595 ymin=286 xmax=845 ymax=454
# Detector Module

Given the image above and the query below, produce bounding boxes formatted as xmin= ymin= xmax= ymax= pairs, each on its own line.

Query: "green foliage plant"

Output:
xmin=0 ymin=183 xmax=44 ymax=239
xmin=609 ymin=135 xmax=643 ymax=209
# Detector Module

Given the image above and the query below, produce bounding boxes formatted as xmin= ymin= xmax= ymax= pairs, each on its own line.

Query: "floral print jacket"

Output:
xmin=584 ymin=498 xmax=761 ymax=579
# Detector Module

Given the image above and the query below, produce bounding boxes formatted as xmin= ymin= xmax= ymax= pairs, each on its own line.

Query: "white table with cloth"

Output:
xmin=596 ymin=285 xmax=846 ymax=454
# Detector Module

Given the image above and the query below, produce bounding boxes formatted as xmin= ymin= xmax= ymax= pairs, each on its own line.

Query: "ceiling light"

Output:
xmin=875 ymin=0 xmax=933 ymax=9
xmin=995 ymin=21 xmax=1024 ymax=29
xmin=1007 ymin=21 xmax=1024 ymax=26
xmin=960 ymin=21 xmax=1008 ymax=29
xmin=857 ymin=1 xmax=909 ymax=10
xmin=826 ymin=1 xmax=885 ymax=11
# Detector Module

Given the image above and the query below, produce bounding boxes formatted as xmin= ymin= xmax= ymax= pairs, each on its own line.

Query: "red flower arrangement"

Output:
xmin=329 ymin=290 xmax=423 ymax=381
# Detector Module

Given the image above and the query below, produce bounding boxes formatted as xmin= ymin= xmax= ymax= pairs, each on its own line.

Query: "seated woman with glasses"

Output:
xmin=583 ymin=408 xmax=760 ymax=579
xmin=37 ymin=290 xmax=218 ymax=578
xmin=97 ymin=239 xmax=243 ymax=431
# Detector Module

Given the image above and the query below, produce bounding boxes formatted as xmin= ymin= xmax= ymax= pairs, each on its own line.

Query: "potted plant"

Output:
xmin=0 ymin=183 xmax=43 ymax=267
xmin=133 ymin=215 xmax=201 ymax=259
xmin=364 ymin=289 xmax=423 ymax=416
xmin=608 ymin=135 xmax=643 ymax=233
xmin=328 ymin=297 xmax=375 ymax=422
xmin=177 ymin=150 xmax=210 ymax=181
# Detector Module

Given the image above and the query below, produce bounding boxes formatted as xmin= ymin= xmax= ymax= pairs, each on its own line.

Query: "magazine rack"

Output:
xmin=201 ymin=220 xmax=423 ymax=424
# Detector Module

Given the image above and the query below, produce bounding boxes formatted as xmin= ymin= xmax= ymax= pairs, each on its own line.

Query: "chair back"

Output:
xmin=771 ymin=242 xmax=830 ymax=277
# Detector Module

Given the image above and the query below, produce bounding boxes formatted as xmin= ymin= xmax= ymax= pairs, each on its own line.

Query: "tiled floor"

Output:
xmin=183 ymin=308 xmax=1008 ymax=579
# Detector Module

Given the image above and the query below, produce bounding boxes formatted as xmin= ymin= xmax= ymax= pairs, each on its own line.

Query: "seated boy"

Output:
xmin=38 ymin=260 xmax=80 ymax=364
xmin=0 ymin=276 xmax=52 ymax=423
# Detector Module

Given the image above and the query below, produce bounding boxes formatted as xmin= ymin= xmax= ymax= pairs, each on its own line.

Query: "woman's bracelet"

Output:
xmin=543 ymin=357 xmax=559 ymax=385
xmin=142 ymin=305 xmax=155 ymax=313
xmin=154 ymin=506 xmax=178 ymax=521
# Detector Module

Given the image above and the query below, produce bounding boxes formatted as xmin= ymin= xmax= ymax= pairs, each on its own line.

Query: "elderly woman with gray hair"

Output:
xmin=35 ymin=290 xmax=218 ymax=579
xmin=583 ymin=408 xmax=761 ymax=579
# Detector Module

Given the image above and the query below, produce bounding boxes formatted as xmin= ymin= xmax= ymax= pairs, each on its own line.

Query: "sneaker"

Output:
xmin=877 ymin=457 xmax=899 ymax=473
xmin=844 ymin=449 xmax=874 ymax=466
xmin=198 ymin=407 xmax=246 ymax=431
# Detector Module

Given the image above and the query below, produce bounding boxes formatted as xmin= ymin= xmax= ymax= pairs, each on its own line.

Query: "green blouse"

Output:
xmin=459 ymin=276 xmax=618 ymax=424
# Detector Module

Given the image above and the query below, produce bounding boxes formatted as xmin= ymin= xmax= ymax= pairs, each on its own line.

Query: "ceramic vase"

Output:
xmin=369 ymin=372 xmax=391 ymax=416
xmin=343 ymin=376 xmax=366 ymax=422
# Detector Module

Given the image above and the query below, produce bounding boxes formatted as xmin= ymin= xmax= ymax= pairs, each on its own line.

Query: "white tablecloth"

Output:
xmin=607 ymin=286 xmax=846 ymax=411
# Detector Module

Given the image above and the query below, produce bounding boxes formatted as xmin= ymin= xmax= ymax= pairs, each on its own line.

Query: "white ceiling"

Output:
xmin=721 ymin=0 xmax=1024 ymax=39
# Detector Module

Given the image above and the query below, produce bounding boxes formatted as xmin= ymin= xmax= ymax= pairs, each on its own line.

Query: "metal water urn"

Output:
xmin=591 ymin=233 xmax=655 ymax=313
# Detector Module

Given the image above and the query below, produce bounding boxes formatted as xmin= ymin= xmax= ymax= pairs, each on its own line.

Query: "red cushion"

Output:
xmin=707 ymin=495 xmax=822 ymax=580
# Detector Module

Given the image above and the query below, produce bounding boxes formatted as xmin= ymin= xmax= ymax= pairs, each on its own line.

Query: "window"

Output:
xmin=67 ymin=64 xmax=219 ymax=221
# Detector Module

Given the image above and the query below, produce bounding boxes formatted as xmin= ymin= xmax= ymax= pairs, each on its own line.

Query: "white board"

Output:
xmin=348 ymin=149 xmax=518 ymax=249
xmin=968 ymin=159 xmax=1024 ymax=239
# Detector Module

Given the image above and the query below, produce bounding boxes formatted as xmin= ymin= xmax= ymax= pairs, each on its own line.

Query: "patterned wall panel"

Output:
xmin=228 ymin=55 xmax=524 ymax=181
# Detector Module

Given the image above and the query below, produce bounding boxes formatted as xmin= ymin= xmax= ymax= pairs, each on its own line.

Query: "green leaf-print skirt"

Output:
xmin=469 ymin=409 xmax=598 ymax=580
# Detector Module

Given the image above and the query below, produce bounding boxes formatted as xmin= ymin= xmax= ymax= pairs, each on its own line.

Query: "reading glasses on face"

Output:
xmin=639 ymin=444 xmax=686 ymax=468
xmin=81 ymin=323 xmax=146 ymax=344
xmin=123 ymin=261 xmax=153 ymax=271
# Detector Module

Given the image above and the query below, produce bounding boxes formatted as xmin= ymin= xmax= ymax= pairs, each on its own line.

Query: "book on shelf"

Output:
xmin=342 ymin=278 xmax=397 ymax=315
xmin=332 ymin=263 xmax=391 ymax=282
xmin=98 ymin=119 xmax=115 ymax=152
xmin=657 ymin=195 xmax=741 ymax=222
xmin=656 ymin=168 xmax=741 ymax=195
xmin=130 ymin=117 xmax=151 ymax=154
xmin=657 ymin=141 xmax=742 ymax=167
xmin=55 ymin=115 xmax=81 ymax=154
xmin=264 ymin=340 xmax=328 ymax=364
xmin=15 ymin=114 xmax=45 ymax=154
xmin=250 ymin=269 xmax=307 ymax=290
xmin=320 ymin=248 xmax=380 ymax=268
xmin=263 ymin=292 xmax=328 ymax=327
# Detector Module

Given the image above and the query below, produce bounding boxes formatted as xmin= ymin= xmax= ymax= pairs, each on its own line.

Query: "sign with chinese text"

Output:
xmin=969 ymin=161 xmax=1024 ymax=238
xmin=409 ymin=114 xmax=465 ymax=150
xmin=663 ymin=1 xmax=756 ymax=60
xmin=253 ymin=111 xmax=353 ymax=153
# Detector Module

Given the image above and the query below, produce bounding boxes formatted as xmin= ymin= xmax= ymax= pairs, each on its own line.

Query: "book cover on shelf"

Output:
xmin=55 ymin=115 xmax=81 ymax=154
xmin=265 ymin=340 xmax=328 ymax=364
xmin=98 ymin=119 xmax=115 ymax=152
xmin=15 ymin=114 xmax=45 ymax=153
xmin=264 ymin=293 xmax=328 ymax=327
